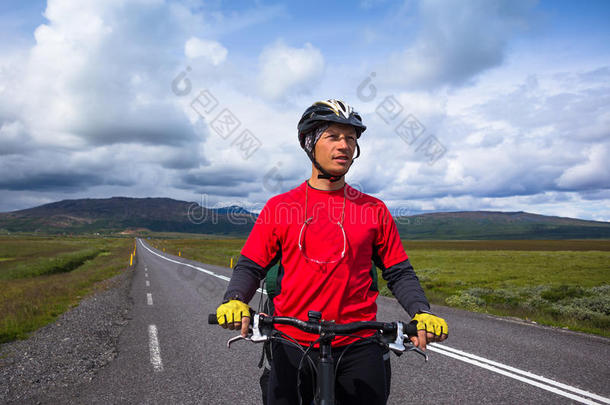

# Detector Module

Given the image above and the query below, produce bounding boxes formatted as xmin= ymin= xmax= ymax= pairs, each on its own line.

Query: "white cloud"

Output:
xmin=184 ymin=37 xmax=227 ymax=66
xmin=382 ymin=0 xmax=536 ymax=89
xmin=258 ymin=41 xmax=324 ymax=99
xmin=556 ymin=145 xmax=610 ymax=190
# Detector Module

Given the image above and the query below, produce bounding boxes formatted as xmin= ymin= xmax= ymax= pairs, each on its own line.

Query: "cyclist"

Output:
xmin=216 ymin=99 xmax=448 ymax=405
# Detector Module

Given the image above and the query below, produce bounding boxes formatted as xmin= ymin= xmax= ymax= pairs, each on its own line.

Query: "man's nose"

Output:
xmin=336 ymin=136 xmax=350 ymax=149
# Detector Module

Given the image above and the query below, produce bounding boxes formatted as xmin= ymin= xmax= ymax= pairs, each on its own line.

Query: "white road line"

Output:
xmin=428 ymin=344 xmax=609 ymax=405
xmin=137 ymin=239 xmax=264 ymax=295
xmin=147 ymin=293 xmax=153 ymax=306
xmin=148 ymin=324 xmax=163 ymax=372
xmin=146 ymin=280 xmax=150 ymax=287
xmin=137 ymin=239 xmax=607 ymax=404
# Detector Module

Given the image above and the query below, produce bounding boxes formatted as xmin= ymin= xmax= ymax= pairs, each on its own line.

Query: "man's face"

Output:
xmin=314 ymin=123 xmax=358 ymax=176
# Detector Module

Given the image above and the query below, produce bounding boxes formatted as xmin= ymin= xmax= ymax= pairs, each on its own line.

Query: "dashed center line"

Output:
xmin=147 ymin=293 xmax=153 ymax=306
xmin=146 ymin=280 xmax=150 ymax=287
xmin=148 ymin=324 xmax=163 ymax=372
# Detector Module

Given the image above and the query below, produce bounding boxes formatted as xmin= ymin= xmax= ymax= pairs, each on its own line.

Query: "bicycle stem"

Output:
xmin=316 ymin=334 xmax=336 ymax=405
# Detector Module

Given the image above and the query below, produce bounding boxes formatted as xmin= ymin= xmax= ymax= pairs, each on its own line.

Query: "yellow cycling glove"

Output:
xmin=412 ymin=312 xmax=449 ymax=337
xmin=216 ymin=299 xmax=251 ymax=326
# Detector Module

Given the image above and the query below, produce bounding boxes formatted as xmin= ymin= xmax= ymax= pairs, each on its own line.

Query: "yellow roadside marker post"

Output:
xmin=230 ymin=257 xmax=233 ymax=268
xmin=179 ymin=251 xmax=181 ymax=257
xmin=130 ymin=253 xmax=133 ymax=266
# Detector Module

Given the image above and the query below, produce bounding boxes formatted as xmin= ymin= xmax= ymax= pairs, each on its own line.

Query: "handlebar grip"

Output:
xmin=208 ymin=314 xmax=219 ymax=324
xmin=404 ymin=321 xmax=418 ymax=337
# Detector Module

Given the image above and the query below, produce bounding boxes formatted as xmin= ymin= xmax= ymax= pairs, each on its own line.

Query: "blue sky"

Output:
xmin=0 ymin=0 xmax=609 ymax=221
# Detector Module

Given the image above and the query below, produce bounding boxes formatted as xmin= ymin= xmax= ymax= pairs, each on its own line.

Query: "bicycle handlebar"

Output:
xmin=208 ymin=313 xmax=416 ymax=336
xmin=208 ymin=311 xmax=426 ymax=361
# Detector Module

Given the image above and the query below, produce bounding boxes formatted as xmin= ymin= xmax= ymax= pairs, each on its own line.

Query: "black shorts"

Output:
xmin=265 ymin=339 xmax=391 ymax=405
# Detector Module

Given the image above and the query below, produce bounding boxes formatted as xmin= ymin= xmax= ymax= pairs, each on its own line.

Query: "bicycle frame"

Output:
xmin=317 ymin=333 xmax=338 ymax=405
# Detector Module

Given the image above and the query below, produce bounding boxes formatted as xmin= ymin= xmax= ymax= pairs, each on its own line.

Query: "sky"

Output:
xmin=0 ymin=0 xmax=609 ymax=221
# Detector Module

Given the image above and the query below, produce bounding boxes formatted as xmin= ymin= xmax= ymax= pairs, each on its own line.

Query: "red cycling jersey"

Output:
xmin=241 ymin=181 xmax=408 ymax=346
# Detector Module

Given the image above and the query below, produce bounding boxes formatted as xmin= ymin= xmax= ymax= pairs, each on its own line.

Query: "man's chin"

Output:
xmin=327 ymin=167 xmax=349 ymax=177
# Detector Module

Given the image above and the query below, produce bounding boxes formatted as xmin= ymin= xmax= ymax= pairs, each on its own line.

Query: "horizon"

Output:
xmin=1 ymin=1 xmax=609 ymax=221
xmin=3 ymin=194 xmax=609 ymax=224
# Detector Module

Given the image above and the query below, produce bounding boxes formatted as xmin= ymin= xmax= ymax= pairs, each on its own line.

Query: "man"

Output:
xmin=216 ymin=99 xmax=448 ymax=404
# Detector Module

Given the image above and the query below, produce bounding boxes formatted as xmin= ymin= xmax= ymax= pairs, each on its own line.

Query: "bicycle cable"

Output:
xmin=333 ymin=334 xmax=377 ymax=376
xmin=265 ymin=333 xmax=319 ymax=405
xmin=297 ymin=337 xmax=323 ymax=405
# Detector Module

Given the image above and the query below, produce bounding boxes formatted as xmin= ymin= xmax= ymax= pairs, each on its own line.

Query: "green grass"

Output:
xmin=0 ymin=236 xmax=134 ymax=343
xmin=378 ymin=240 xmax=610 ymax=336
xmin=0 ymin=248 xmax=103 ymax=280
xmin=155 ymin=238 xmax=610 ymax=337
xmin=151 ymin=238 xmax=245 ymax=267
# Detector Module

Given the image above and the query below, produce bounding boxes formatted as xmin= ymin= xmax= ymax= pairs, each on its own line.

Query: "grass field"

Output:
xmin=0 ymin=236 xmax=134 ymax=343
xmin=154 ymin=238 xmax=610 ymax=337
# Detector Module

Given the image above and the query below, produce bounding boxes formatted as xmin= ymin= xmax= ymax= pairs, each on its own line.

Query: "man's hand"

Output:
xmin=410 ymin=312 xmax=448 ymax=350
xmin=216 ymin=299 xmax=251 ymax=337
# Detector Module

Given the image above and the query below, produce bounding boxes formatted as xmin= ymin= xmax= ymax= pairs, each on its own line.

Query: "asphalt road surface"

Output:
xmin=71 ymin=239 xmax=610 ymax=404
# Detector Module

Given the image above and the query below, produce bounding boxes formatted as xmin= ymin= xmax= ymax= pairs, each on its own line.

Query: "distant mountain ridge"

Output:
xmin=1 ymin=197 xmax=608 ymax=239
xmin=0 ymin=197 xmax=257 ymax=235
xmin=394 ymin=210 xmax=610 ymax=239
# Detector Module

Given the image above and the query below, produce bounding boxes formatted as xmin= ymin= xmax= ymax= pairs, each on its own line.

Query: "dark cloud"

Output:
xmin=179 ymin=166 xmax=256 ymax=188
xmin=0 ymin=171 xmax=130 ymax=192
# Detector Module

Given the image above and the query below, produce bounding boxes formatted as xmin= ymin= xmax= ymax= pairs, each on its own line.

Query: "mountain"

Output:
xmin=394 ymin=211 xmax=610 ymax=239
xmin=0 ymin=197 xmax=608 ymax=239
xmin=0 ymin=197 xmax=257 ymax=235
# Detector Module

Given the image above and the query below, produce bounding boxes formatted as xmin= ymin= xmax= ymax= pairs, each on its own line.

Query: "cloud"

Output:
xmin=0 ymin=149 xmax=135 ymax=192
xmin=556 ymin=145 xmax=610 ymax=190
xmin=0 ymin=120 xmax=33 ymax=155
xmin=0 ymin=0 xmax=608 ymax=223
xmin=0 ymin=0 xmax=222 ymax=203
xmin=348 ymin=63 xmax=610 ymax=214
xmin=383 ymin=0 xmax=536 ymax=89
xmin=258 ymin=41 xmax=324 ymax=99
xmin=185 ymin=37 xmax=227 ymax=66
xmin=2 ymin=0 xmax=217 ymax=150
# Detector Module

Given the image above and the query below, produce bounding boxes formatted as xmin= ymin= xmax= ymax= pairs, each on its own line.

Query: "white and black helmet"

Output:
xmin=298 ymin=99 xmax=366 ymax=149
xmin=297 ymin=99 xmax=366 ymax=182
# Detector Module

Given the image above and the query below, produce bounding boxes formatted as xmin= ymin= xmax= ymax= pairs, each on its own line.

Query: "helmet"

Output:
xmin=298 ymin=99 xmax=366 ymax=148
xmin=297 ymin=99 xmax=366 ymax=183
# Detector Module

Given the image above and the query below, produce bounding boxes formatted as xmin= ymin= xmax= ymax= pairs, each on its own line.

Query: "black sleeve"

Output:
xmin=222 ymin=253 xmax=279 ymax=304
xmin=373 ymin=251 xmax=430 ymax=317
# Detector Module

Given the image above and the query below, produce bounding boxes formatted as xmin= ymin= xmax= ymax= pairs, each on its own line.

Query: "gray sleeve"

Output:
xmin=222 ymin=254 xmax=278 ymax=304
xmin=373 ymin=252 xmax=430 ymax=317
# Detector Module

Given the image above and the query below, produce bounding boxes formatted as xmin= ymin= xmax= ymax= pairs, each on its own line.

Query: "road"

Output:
xmin=70 ymin=239 xmax=610 ymax=404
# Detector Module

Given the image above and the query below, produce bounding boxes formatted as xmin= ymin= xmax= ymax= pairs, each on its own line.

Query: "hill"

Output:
xmin=0 ymin=197 xmax=608 ymax=239
xmin=395 ymin=210 xmax=610 ymax=239
xmin=0 ymin=197 xmax=256 ymax=235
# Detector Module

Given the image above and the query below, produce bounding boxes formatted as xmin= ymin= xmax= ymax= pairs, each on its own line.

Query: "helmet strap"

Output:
xmin=315 ymin=160 xmax=344 ymax=182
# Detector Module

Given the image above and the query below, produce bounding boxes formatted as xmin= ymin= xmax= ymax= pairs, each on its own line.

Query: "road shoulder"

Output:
xmin=0 ymin=268 xmax=134 ymax=404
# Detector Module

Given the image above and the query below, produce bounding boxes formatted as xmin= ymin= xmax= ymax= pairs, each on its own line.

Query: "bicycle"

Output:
xmin=209 ymin=310 xmax=428 ymax=405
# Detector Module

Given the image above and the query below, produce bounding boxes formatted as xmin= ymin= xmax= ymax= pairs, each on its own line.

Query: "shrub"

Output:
xmin=445 ymin=292 xmax=485 ymax=311
xmin=541 ymin=285 xmax=587 ymax=302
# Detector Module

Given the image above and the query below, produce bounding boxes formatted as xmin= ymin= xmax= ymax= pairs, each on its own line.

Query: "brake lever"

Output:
xmin=388 ymin=321 xmax=428 ymax=362
xmin=227 ymin=334 xmax=250 ymax=348
xmin=405 ymin=342 xmax=429 ymax=362
xmin=226 ymin=314 xmax=269 ymax=348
